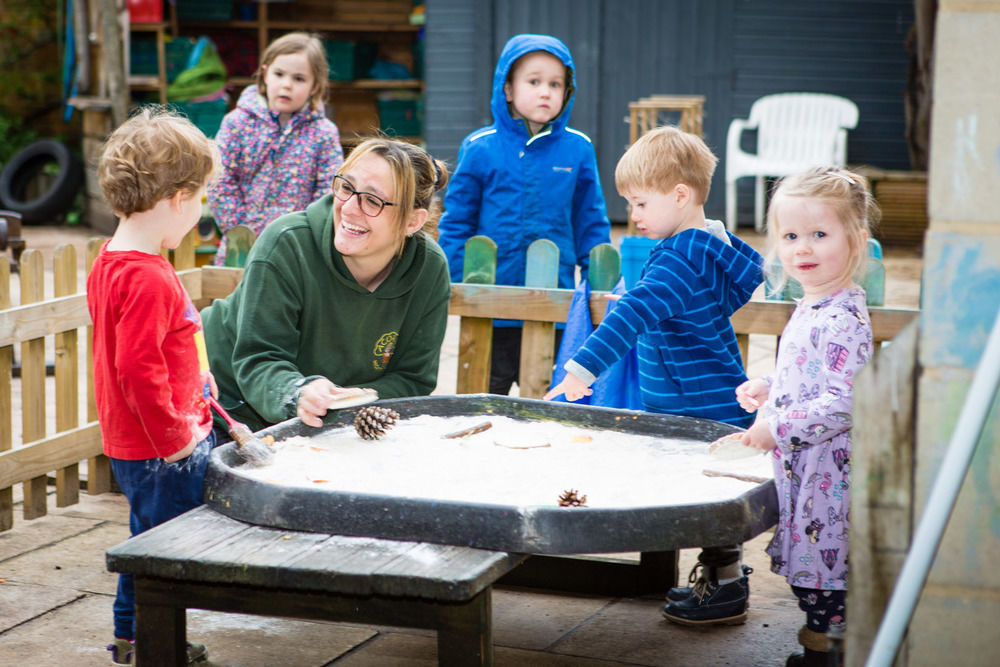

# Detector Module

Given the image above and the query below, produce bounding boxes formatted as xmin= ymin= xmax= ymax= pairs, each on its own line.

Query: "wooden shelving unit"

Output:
xmin=167 ymin=0 xmax=425 ymax=143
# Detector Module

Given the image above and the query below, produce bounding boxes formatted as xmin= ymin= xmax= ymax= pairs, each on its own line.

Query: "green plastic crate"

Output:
xmin=378 ymin=99 xmax=422 ymax=137
xmin=170 ymin=99 xmax=228 ymax=138
xmin=175 ymin=0 xmax=233 ymax=21
xmin=324 ymin=40 xmax=354 ymax=81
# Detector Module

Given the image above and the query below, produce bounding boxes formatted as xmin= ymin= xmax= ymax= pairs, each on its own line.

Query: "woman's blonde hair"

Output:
xmin=98 ymin=106 xmax=217 ymax=217
xmin=256 ymin=32 xmax=329 ymax=111
xmin=615 ymin=125 xmax=718 ymax=203
xmin=338 ymin=137 xmax=450 ymax=257
xmin=764 ymin=166 xmax=881 ymax=293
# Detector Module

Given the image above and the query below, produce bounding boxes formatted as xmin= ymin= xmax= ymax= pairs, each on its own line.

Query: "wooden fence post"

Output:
xmin=224 ymin=225 xmax=256 ymax=268
xmin=86 ymin=238 xmax=111 ymax=494
xmin=518 ymin=240 xmax=559 ymax=398
xmin=587 ymin=243 xmax=621 ymax=292
xmin=54 ymin=244 xmax=80 ymax=507
xmin=457 ymin=236 xmax=497 ymax=394
xmin=19 ymin=250 xmax=47 ymax=519
xmin=0 ymin=257 xmax=11 ymax=530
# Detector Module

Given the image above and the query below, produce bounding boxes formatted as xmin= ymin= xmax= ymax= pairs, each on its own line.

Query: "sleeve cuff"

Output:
xmin=564 ymin=360 xmax=597 ymax=386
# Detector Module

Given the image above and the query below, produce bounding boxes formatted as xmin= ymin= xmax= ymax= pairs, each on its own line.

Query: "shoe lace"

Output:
xmin=691 ymin=576 xmax=711 ymax=601
xmin=686 ymin=562 xmax=705 ymax=585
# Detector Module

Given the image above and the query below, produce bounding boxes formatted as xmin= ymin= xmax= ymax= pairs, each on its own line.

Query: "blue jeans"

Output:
xmin=110 ymin=433 xmax=216 ymax=640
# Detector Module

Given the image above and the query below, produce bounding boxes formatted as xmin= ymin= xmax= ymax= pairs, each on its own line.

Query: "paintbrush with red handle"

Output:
xmin=208 ymin=396 xmax=275 ymax=466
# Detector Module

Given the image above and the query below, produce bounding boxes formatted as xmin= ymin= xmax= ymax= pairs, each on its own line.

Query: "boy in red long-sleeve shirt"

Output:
xmin=88 ymin=107 xmax=218 ymax=665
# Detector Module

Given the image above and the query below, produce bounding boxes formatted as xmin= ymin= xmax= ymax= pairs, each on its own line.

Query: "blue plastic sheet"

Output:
xmin=549 ymin=278 xmax=643 ymax=410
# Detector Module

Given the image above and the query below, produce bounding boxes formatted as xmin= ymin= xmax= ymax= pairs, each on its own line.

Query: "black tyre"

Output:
xmin=0 ymin=140 xmax=83 ymax=225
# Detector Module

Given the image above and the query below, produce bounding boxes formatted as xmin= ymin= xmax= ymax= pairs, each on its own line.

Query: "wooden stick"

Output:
xmin=442 ymin=421 xmax=493 ymax=439
xmin=493 ymin=441 xmax=551 ymax=450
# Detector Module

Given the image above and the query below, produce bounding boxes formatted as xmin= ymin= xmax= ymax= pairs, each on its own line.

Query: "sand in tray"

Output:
xmin=239 ymin=414 xmax=775 ymax=508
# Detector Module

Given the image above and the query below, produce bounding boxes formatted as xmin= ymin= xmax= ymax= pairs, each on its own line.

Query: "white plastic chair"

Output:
xmin=725 ymin=93 xmax=859 ymax=232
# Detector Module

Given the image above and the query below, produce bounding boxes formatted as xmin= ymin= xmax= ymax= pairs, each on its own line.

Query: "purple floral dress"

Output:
xmin=207 ymin=85 xmax=344 ymax=265
xmin=763 ymin=287 xmax=872 ymax=591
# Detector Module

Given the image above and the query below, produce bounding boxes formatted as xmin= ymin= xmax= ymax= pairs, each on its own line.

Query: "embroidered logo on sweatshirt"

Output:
xmin=373 ymin=331 xmax=398 ymax=371
xmin=552 ymin=166 xmax=573 ymax=173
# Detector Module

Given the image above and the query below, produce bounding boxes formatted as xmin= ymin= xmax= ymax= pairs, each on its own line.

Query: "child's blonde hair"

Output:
xmin=98 ymin=106 xmax=217 ymax=217
xmin=256 ymin=32 xmax=329 ymax=111
xmin=764 ymin=166 xmax=880 ymax=291
xmin=615 ymin=125 xmax=718 ymax=204
xmin=337 ymin=137 xmax=450 ymax=256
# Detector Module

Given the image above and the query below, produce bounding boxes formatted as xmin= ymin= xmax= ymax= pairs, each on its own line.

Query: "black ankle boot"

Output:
xmin=661 ymin=576 xmax=749 ymax=625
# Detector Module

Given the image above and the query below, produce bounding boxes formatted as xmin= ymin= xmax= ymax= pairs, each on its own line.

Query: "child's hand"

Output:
xmin=163 ymin=436 xmax=197 ymax=463
xmin=604 ymin=293 xmax=621 ymax=301
xmin=739 ymin=418 xmax=776 ymax=452
xmin=208 ymin=372 xmax=219 ymax=400
xmin=736 ymin=378 xmax=769 ymax=412
xmin=543 ymin=372 xmax=593 ymax=402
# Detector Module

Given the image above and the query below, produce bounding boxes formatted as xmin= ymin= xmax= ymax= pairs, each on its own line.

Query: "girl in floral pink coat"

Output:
xmin=736 ymin=167 xmax=878 ymax=667
xmin=208 ymin=32 xmax=344 ymax=265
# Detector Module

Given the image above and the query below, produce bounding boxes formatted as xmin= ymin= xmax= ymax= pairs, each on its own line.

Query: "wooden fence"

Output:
xmin=0 ymin=232 xmax=919 ymax=530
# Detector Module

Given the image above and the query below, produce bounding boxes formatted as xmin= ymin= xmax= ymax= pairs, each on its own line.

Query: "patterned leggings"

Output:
xmin=791 ymin=586 xmax=846 ymax=633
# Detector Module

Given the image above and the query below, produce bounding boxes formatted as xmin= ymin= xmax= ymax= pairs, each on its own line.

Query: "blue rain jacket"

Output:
xmin=438 ymin=34 xmax=611 ymax=326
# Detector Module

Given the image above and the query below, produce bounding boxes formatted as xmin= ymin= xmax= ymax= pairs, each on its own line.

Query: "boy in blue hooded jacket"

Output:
xmin=438 ymin=33 xmax=611 ymax=395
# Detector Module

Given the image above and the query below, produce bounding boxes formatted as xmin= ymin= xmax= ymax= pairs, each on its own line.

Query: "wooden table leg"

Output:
xmin=437 ymin=588 xmax=492 ymax=666
xmin=134 ymin=579 xmax=186 ymax=666
xmin=639 ymin=550 xmax=679 ymax=592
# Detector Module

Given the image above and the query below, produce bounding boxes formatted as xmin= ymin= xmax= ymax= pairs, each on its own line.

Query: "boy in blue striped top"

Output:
xmin=545 ymin=125 xmax=764 ymax=625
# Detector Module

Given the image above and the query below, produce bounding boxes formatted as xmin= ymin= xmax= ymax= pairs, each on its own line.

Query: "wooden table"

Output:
xmin=106 ymin=505 xmax=526 ymax=666
xmin=628 ymin=95 xmax=706 ymax=143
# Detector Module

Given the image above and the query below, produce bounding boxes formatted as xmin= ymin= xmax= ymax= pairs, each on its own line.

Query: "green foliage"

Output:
xmin=0 ymin=113 xmax=40 ymax=167
xmin=0 ymin=1 xmax=62 ymax=119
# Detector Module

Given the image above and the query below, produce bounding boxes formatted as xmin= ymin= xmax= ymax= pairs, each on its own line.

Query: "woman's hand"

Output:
xmin=739 ymin=417 xmax=777 ymax=452
xmin=296 ymin=379 xmax=370 ymax=428
xmin=543 ymin=372 xmax=593 ymax=402
xmin=736 ymin=378 xmax=770 ymax=412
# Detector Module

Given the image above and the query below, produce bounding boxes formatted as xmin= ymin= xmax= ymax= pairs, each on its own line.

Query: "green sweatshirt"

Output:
xmin=202 ymin=194 xmax=452 ymax=432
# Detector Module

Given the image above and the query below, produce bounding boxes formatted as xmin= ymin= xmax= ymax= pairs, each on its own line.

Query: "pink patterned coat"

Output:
xmin=763 ymin=287 xmax=872 ymax=591
xmin=208 ymin=85 xmax=344 ymax=265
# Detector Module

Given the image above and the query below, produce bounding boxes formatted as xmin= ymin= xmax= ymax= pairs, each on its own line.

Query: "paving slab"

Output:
xmin=491 ymin=587 xmax=613 ymax=650
xmin=0 ymin=511 xmax=105 ymax=561
xmin=2 ymin=522 xmax=127 ymax=595
xmin=0 ymin=580 xmax=83 ymax=633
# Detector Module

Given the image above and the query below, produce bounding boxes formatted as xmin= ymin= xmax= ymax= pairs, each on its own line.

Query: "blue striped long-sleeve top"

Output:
xmin=566 ymin=227 xmax=763 ymax=426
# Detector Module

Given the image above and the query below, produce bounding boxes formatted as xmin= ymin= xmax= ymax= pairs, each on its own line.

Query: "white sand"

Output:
xmin=241 ymin=414 xmax=774 ymax=508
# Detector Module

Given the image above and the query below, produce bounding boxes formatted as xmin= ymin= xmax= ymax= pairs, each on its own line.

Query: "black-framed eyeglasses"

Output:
xmin=332 ymin=175 xmax=395 ymax=217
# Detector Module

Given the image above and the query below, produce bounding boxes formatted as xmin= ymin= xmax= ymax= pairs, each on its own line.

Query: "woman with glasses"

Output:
xmin=202 ymin=137 xmax=451 ymax=434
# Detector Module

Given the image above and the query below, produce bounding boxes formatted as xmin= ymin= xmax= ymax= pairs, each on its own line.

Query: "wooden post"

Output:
xmin=97 ymin=0 xmax=128 ymax=128
xmin=86 ymin=239 xmax=111 ymax=494
xmin=0 ymin=257 xmax=12 ymax=530
xmin=518 ymin=240 xmax=559 ymax=398
xmin=587 ymin=243 xmax=620 ymax=292
xmin=54 ymin=245 xmax=80 ymax=507
xmin=846 ymin=320 xmax=918 ymax=666
xmin=457 ymin=236 xmax=496 ymax=394
xmin=19 ymin=251 xmax=47 ymax=519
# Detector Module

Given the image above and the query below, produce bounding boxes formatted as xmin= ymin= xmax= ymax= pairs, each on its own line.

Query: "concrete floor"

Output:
xmin=0 ymin=224 xmax=923 ymax=665
xmin=0 ymin=489 xmax=804 ymax=666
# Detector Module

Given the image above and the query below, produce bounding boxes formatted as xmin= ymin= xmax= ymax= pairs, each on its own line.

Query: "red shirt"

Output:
xmin=87 ymin=243 xmax=213 ymax=460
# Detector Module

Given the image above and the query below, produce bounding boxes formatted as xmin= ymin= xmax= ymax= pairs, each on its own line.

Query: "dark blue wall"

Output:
xmin=425 ymin=0 xmax=914 ymax=225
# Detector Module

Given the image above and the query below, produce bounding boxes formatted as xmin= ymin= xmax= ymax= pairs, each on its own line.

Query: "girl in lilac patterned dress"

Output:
xmin=208 ymin=32 xmax=344 ymax=265
xmin=735 ymin=167 xmax=878 ymax=667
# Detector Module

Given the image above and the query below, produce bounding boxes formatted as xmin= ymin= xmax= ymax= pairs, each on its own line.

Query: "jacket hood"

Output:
xmin=303 ymin=194 xmax=434 ymax=300
xmin=237 ymin=84 xmax=328 ymax=126
xmin=491 ymin=34 xmax=576 ymax=137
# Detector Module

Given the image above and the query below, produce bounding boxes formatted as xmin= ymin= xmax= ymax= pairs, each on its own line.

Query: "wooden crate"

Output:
xmin=855 ymin=167 xmax=928 ymax=247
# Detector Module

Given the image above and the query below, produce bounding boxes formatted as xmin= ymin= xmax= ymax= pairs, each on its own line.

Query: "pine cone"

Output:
xmin=557 ymin=489 xmax=588 ymax=507
xmin=353 ymin=406 xmax=399 ymax=440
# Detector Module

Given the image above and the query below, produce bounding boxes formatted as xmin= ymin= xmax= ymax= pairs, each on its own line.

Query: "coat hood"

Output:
xmin=491 ymin=34 xmax=576 ymax=137
xmin=237 ymin=84 xmax=328 ymax=126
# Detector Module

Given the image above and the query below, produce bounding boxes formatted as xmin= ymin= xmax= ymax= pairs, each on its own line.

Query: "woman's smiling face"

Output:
xmin=333 ymin=153 xmax=401 ymax=267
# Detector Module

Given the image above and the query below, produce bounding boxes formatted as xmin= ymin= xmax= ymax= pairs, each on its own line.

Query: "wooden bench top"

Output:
xmin=106 ymin=505 xmax=525 ymax=602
